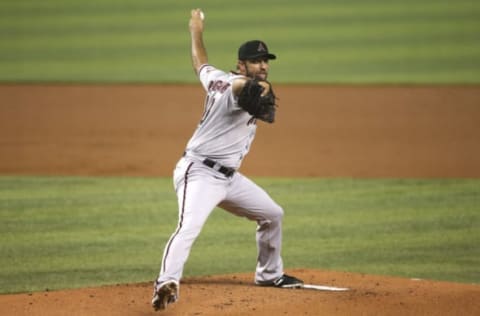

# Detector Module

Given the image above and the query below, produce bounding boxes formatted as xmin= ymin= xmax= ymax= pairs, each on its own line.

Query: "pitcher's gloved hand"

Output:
xmin=237 ymin=79 xmax=277 ymax=123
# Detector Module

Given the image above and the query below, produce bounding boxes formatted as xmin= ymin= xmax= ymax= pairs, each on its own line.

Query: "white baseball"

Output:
xmin=199 ymin=11 xmax=205 ymax=20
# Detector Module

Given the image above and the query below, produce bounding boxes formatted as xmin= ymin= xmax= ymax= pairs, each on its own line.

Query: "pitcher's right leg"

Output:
xmin=153 ymin=160 xmax=226 ymax=310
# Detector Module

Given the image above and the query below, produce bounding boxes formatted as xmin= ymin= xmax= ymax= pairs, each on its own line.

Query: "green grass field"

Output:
xmin=1 ymin=176 xmax=478 ymax=294
xmin=1 ymin=0 xmax=479 ymax=83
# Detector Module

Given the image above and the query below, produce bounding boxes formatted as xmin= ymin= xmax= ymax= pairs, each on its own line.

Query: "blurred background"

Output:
xmin=1 ymin=0 xmax=479 ymax=84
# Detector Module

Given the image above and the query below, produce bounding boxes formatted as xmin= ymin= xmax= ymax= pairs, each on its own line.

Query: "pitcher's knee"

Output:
xmin=269 ymin=203 xmax=284 ymax=222
xmin=176 ymin=224 xmax=203 ymax=243
xmin=257 ymin=204 xmax=283 ymax=230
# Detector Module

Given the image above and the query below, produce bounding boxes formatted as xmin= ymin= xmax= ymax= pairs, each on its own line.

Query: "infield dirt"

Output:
xmin=1 ymin=84 xmax=479 ymax=315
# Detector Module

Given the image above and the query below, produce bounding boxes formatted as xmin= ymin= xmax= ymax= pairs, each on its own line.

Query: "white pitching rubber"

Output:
xmin=302 ymin=284 xmax=349 ymax=291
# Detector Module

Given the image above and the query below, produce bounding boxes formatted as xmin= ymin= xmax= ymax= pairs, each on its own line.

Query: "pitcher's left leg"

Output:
xmin=220 ymin=173 xmax=284 ymax=283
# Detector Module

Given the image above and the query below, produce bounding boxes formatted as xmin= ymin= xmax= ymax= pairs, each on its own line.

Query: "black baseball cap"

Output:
xmin=238 ymin=40 xmax=276 ymax=60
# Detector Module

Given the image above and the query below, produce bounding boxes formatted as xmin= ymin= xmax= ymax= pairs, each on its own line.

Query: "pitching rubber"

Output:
xmin=302 ymin=284 xmax=349 ymax=291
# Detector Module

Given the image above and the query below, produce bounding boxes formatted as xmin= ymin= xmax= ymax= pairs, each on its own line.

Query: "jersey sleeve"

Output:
xmin=198 ymin=64 xmax=227 ymax=91
xmin=228 ymin=74 xmax=247 ymax=110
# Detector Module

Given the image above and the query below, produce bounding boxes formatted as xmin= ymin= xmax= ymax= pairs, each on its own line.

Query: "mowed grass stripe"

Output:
xmin=1 ymin=176 xmax=478 ymax=293
xmin=0 ymin=0 xmax=479 ymax=83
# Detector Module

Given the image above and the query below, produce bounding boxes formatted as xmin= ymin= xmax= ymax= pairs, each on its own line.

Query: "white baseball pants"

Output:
xmin=157 ymin=156 xmax=284 ymax=284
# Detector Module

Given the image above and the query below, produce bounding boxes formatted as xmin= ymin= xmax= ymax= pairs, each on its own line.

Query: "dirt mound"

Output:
xmin=1 ymin=269 xmax=479 ymax=316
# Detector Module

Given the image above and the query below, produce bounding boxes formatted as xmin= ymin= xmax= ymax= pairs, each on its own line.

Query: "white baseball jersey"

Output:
xmin=184 ymin=64 xmax=257 ymax=169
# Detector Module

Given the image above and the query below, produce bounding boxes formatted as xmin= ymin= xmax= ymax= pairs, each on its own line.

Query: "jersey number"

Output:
xmin=199 ymin=95 xmax=215 ymax=125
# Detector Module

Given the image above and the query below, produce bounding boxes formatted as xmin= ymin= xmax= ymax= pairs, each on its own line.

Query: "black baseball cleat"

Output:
xmin=256 ymin=274 xmax=304 ymax=288
xmin=151 ymin=279 xmax=179 ymax=311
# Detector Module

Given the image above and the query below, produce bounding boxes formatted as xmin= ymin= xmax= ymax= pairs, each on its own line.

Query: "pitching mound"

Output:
xmin=1 ymin=269 xmax=479 ymax=315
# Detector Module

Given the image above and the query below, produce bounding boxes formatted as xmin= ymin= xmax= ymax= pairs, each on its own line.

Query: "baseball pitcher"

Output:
xmin=151 ymin=8 xmax=303 ymax=311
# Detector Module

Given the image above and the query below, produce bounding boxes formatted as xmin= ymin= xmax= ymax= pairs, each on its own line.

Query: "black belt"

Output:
xmin=202 ymin=158 xmax=235 ymax=177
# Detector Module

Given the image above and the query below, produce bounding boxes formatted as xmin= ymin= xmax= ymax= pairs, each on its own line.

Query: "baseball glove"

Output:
xmin=237 ymin=79 xmax=277 ymax=123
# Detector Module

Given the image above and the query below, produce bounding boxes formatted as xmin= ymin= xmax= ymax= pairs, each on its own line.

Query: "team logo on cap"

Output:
xmin=257 ymin=42 xmax=266 ymax=52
